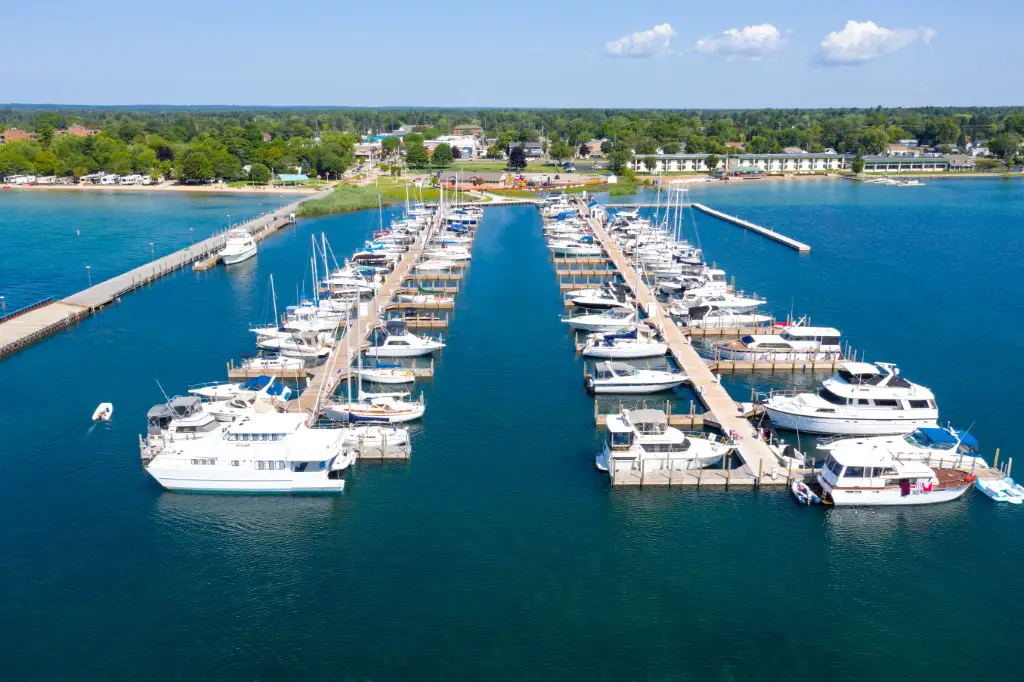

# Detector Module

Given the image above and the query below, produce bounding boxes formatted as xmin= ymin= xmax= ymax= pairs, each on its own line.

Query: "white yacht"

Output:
xmin=257 ymin=333 xmax=331 ymax=359
xmin=566 ymin=284 xmax=631 ymax=310
xmin=141 ymin=407 xmax=355 ymax=494
xmin=673 ymin=292 xmax=766 ymax=314
xmin=585 ymin=361 xmax=686 ymax=394
xmin=240 ymin=354 xmax=306 ymax=373
xmin=219 ymin=229 xmax=257 ymax=265
xmin=395 ymin=292 xmax=454 ymax=306
xmin=364 ymin=320 xmax=444 ymax=358
xmin=681 ymin=309 xmax=773 ymax=329
xmin=562 ymin=306 xmax=636 ymax=332
xmin=594 ymin=409 xmax=730 ymax=474
xmin=550 ymin=240 xmax=602 ymax=257
xmin=716 ymin=326 xmax=843 ymax=362
xmin=359 ymin=361 xmax=416 ymax=384
xmin=763 ymin=362 xmax=939 ymax=435
xmin=581 ymin=327 xmax=667 ymax=359
xmin=817 ymin=426 xmax=985 ymax=470
xmin=189 ymin=375 xmax=273 ymax=401
xmin=816 ymin=450 xmax=974 ymax=506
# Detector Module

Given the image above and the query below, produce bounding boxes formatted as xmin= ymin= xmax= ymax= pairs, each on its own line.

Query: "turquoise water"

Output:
xmin=0 ymin=190 xmax=292 ymax=310
xmin=1 ymin=183 xmax=1022 ymax=680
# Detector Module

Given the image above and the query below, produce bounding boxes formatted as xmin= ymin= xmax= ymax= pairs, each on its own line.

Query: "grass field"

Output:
xmin=296 ymin=181 xmax=479 ymax=218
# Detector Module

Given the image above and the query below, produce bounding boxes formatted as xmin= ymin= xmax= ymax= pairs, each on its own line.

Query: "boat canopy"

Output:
xmin=373 ymin=360 xmax=402 ymax=368
xmin=602 ymin=329 xmax=638 ymax=342
xmin=919 ymin=427 xmax=980 ymax=450
xmin=384 ymin=320 xmax=409 ymax=336
xmin=624 ymin=408 xmax=668 ymax=428
xmin=240 ymin=376 xmax=273 ymax=390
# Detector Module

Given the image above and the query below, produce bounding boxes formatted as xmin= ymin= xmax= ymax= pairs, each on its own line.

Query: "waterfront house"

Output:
xmin=0 ymin=128 xmax=36 ymax=144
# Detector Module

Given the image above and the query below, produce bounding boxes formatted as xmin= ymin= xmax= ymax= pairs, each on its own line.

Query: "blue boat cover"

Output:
xmin=374 ymin=361 xmax=401 ymax=368
xmin=240 ymin=376 xmax=272 ymax=390
xmin=919 ymin=427 xmax=979 ymax=448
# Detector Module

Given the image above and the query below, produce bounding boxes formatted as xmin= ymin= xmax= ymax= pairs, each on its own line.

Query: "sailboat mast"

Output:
xmin=270 ymin=274 xmax=278 ymax=326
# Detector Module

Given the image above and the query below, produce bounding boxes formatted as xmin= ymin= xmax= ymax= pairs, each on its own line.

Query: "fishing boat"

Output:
xmin=141 ymin=408 xmax=355 ymax=494
xmin=581 ymin=327 xmax=667 ymax=359
xmin=594 ymin=409 xmax=729 ymax=473
xmin=562 ymin=306 xmax=635 ymax=332
xmin=364 ymin=320 xmax=444 ymax=358
xmin=585 ymin=360 xmax=686 ymax=394
xmin=763 ymin=362 xmax=939 ymax=435
xmin=92 ymin=402 xmax=113 ymax=421
xmin=816 ymin=450 xmax=974 ymax=506
xmin=219 ymin=228 xmax=257 ymax=265
xmin=791 ymin=480 xmax=821 ymax=504
xmin=717 ymin=326 xmax=843 ymax=362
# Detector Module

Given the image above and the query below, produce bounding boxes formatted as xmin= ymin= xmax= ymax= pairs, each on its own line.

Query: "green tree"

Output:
xmin=744 ymin=136 xmax=773 ymax=154
xmin=180 ymin=150 xmax=213 ymax=182
xmin=405 ymin=142 xmax=429 ymax=168
xmin=249 ymin=163 xmax=271 ymax=184
xmin=851 ymin=153 xmax=865 ymax=174
xmin=381 ymin=136 xmax=400 ymax=157
xmin=859 ymin=126 xmax=889 ymax=155
xmin=988 ymin=132 xmax=1022 ymax=159
xmin=450 ymin=145 xmax=462 ymax=160
xmin=924 ymin=117 xmax=961 ymax=145
xmin=485 ymin=145 xmax=504 ymax=160
xmin=404 ymin=132 xmax=425 ymax=146
xmin=599 ymin=140 xmax=614 ymax=154
xmin=704 ymin=153 xmax=719 ymax=172
xmin=549 ymin=140 xmax=573 ymax=164
xmin=507 ymin=145 xmax=528 ymax=171
xmin=607 ymin=145 xmax=634 ymax=173
xmin=34 ymin=150 xmax=59 ymax=175
xmin=1003 ymin=114 xmax=1024 ymax=136
xmin=38 ymin=125 xmax=55 ymax=146
xmin=432 ymin=143 xmax=453 ymax=167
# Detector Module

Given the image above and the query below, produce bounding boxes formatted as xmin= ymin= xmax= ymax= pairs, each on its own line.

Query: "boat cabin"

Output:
xmin=594 ymin=361 xmax=639 ymax=380
xmin=820 ymin=451 xmax=937 ymax=491
xmin=780 ymin=327 xmax=841 ymax=346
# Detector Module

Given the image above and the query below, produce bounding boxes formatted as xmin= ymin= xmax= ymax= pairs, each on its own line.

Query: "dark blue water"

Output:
xmin=0 ymin=190 xmax=292 ymax=310
xmin=1 ymin=185 xmax=1022 ymax=681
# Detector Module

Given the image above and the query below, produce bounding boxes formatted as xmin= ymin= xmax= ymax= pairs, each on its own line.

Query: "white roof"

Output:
xmin=829 ymin=450 xmax=934 ymax=476
xmin=227 ymin=412 xmax=304 ymax=434
xmin=840 ymin=361 xmax=880 ymax=375
xmin=783 ymin=326 xmax=840 ymax=337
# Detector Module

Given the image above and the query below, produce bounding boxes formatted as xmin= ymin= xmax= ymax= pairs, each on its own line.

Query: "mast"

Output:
xmin=270 ymin=274 xmax=278 ymax=326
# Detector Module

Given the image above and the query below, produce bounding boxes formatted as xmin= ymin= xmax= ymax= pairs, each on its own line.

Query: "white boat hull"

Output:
xmin=823 ymin=481 xmax=970 ymax=506
xmin=147 ymin=470 xmax=345 ymax=494
xmin=221 ymin=244 xmax=257 ymax=265
xmin=765 ymin=407 xmax=938 ymax=436
xmin=364 ymin=346 xmax=439 ymax=358
xmin=718 ymin=348 xmax=841 ymax=362
xmin=582 ymin=342 xmax=667 ymax=359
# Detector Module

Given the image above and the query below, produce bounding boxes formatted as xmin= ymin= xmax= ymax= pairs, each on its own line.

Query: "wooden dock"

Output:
xmin=0 ymin=190 xmax=328 ymax=361
xmin=692 ymin=203 xmax=811 ymax=253
xmin=578 ymin=198 xmax=783 ymax=482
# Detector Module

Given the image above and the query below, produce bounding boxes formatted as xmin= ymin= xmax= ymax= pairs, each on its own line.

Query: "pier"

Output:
xmin=0 ymin=190 xmax=329 ymax=360
xmin=575 ymin=198 xmax=786 ymax=485
xmin=692 ymin=203 xmax=811 ymax=253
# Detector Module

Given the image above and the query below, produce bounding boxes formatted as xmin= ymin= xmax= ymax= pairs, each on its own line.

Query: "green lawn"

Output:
xmin=296 ymin=182 xmax=480 ymax=218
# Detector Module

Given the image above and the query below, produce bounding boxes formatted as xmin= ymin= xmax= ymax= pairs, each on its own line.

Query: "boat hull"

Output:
xmin=765 ymin=407 xmax=938 ymax=436
xmin=823 ymin=482 xmax=970 ymax=506
xmin=582 ymin=342 xmax=667 ymax=359
xmin=586 ymin=379 xmax=685 ymax=394
xmin=145 ymin=469 xmax=345 ymax=494
xmin=221 ymin=244 xmax=258 ymax=265
xmin=364 ymin=346 xmax=439 ymax=358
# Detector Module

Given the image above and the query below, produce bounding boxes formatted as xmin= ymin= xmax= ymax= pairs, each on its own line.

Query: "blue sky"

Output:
xmin=1 ymin=0 xmax=1019 ymax=108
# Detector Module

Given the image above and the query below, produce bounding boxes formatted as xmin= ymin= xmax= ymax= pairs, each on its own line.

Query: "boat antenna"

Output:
xmin=154 ymin=379 xmax=172 ymax=407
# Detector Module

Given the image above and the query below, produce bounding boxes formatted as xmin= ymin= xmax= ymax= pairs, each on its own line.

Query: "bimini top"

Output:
xmin=919 ymin=427 xmax=980 ymax=450
xmin=838 ymin=361 xmax=882 ymax=376
xmin=599 ymin=361 xmax=637 ymax=374
xmin=623 ymin=408 xmax=668 ymax=428
xmin=782 ymin=326 xmax=841 ymax=338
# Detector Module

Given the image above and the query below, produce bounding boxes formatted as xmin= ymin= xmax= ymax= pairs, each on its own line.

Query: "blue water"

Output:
xmin=1 ymin=183 xmax=1022 ymax=681
xmin=0 ymin=190 xmax=292 ymax=310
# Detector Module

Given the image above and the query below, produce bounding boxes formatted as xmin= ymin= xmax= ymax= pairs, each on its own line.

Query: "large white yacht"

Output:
xmin=816 ymin=426 xmax=985 ymax=470
xmin=585 ymin=361 xmax=686 ymax=394
xmin=364 ymin=320 xmax=444 ymax=358
xmin=594 ymin=409 xmax=731 ymax=474
xmin=763 ymin=362 xmax=939 ymax=435
xmin=562 ymin=306 xmax=636 ymax=332
xmin=141 ymin=400 xmax=356 ymax=493
xmin=219 ymin=229 xmax=258 ymax=265
xmin=816 ymin=450 xmax=974 ymax=506
xmin=716 ymin=326 xmax=843 ymax=362
xmin=581 ymin=327 xmax=667 ymax=359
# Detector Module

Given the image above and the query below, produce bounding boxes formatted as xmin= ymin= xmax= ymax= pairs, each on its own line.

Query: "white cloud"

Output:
xmin=605 ymin=23 xmax=678 ymax=58
xmin=818 ymin=20 xmax=936 ymax=65
xmin=693 ymin=24 xmax=783 ymax=59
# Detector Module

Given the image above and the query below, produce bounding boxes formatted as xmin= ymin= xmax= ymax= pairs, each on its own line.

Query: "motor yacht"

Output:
xmin=763 ymin=362 xmax=939 ymax=435
xmin=219 ymin=228 xmax=257 ymax=265
xmin=585 ymin=360 xmax=686 ymax=394
xmin=239 ymin=353 xmax=306 ymax=373
xmin=562 ymin=306 xmax=636 ymax=332
xmin=716 ymin=326 xmax=843 ymax=362
xmin=581 ymin=327 xmax=667 ymax=359
xmin=816 ymin=425 xmax=985 ymax=469
xmin=256 ymin=332 xmax=331 ymax=359
xmin=566 ymin=283 xmax=632 ymax=310
xmin=141 ymin=408 xmax=355 ymax=494
xmin=188 ymin=375 xmax=274 ymax=401
xmin=594 ymin=409 xmax=730 ymax=473
xmin=678 ymin=308 xmax=773 ymax=329
xmin=815 ymin=450 xmax=974 ymax=506
xmin=364 ymin=320 xmax=444 ymax=358
xmin=549 ymin=239 xmax=602 ymax=257
xmin=395 ymin=292 xmax=454 ymax=306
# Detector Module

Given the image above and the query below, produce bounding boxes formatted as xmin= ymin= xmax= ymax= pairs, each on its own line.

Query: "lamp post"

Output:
xmin=189 ymin=226 xmax=194 ymax=244
xmin=86 ymin=266 xmax=92 ymax=286
xmin=227 ymin=214 xmax=231 ymax=230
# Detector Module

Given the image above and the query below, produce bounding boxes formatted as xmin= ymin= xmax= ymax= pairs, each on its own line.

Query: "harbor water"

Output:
xmin=1 ymin=182 xmax=1022 ymax=680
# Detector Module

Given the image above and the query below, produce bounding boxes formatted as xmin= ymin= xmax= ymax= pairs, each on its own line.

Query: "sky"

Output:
xmin=1 ymin=0 xmax=1020 ymax=108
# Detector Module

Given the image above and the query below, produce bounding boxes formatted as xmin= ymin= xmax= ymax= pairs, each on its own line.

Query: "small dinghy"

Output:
xmin=92 ymin=402 xmax=113 ymax=422
xmin=790 ymin=479 xmax=821 ymax=505
xmin=975 ymin=477 xmax=1023 ymax=504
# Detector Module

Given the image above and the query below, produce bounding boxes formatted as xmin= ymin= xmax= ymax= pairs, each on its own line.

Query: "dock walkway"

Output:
xmin=0 ymin=190 xmax=328 ymax=360
xmin=692 ymin=203 xmax=810 ymax=253
xmin=578 ymin=200 xmax=781 ymax=482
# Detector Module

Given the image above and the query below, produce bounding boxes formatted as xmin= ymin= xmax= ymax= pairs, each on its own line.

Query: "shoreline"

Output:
xmin=0 ymin=182 xmax=322 ymax=196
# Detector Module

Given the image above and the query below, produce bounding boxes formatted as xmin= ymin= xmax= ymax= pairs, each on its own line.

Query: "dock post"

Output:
xmin=993 ymin=448 xmax=1000 ymax=470
xmin=787 ymin=458 xmax=793 ymax=484
xmin=594 ymin=399 xmax=599 ymax=425
xmin=726 ymin=458 xmax=731 ymax=487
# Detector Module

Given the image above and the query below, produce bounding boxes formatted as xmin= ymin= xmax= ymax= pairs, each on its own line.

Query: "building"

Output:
xmin=453 ymin=124 xmax=483 ymax=137
xmin=631 ymin=154 xmax=717 ymax=172
xmin=631 ymin=152 xmax=846 ymax=173
xmin=886 ymin=144 xmax=914 ymax=156
xmin=262 ymin=132 xmax=273 ymax=143
xmin=945 ymin=155 xmax=977 ymax=171
xmin=425 ymin=135 xmax=480 ymax=159
xmin=860 ymin=156 xmax=950 ymax=172
xmin=725 ymin=141 xmax=744 ymax=151
xmin=0 ymin=128 xmax=36 ymax=144
xmin=354 ymin=142 xmax=381 ymax=160
xmin=439 ymin=170 xmax=507 ymax=188
xmin=56 ymin=126 xmax=100 ymax=138
xmin=276 ymin=173 xmax=309 ymax=185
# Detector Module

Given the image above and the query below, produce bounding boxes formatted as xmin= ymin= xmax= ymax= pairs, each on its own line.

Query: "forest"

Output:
xmin=2 ymin=106 xmax=1023 ymax=180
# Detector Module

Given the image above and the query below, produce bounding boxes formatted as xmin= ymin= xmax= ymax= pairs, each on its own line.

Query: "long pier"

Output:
xmin=576 ymin=199 xmax=783 ymax=485
xmin=692 ymin=203 xmax=811 ymax=253
xmin=0 ymin=190 xmax=330 ymax=360
xmin=289 ymin=211 xmax=444 ymax=414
